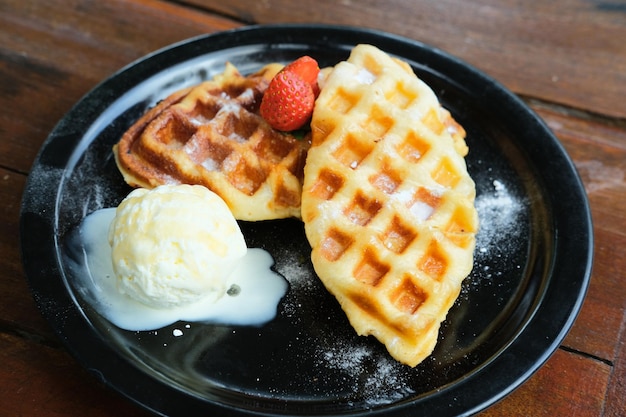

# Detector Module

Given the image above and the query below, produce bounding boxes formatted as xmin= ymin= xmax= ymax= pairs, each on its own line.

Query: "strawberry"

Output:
xmin=283 ymin=56 xmax=319 ymax=86
xmin=260 ymin=70 xmax=315 ymax=132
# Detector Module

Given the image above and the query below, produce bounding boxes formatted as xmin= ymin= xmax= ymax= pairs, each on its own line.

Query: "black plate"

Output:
xmin=20 ymin=25 xmax=593 ymax=416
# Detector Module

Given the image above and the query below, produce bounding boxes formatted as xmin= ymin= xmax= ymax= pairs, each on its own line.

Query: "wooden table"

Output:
xmin=2 ymin=1 xmax=625 ymax=415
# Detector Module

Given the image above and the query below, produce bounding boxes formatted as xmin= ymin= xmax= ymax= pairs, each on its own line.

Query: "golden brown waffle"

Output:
xmin=114 ymin=63 xmax=311 ymax=221
xmin=302 ymin=44 xmax=478 ymax=367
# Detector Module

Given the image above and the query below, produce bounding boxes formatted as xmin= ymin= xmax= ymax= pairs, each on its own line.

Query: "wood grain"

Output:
xmin=605 ymin=312 xmax=626 ymax=416
xmin=0 ymin=168 xmax=54 ymax=337
xmin=481 ymin=348 xmax=610 ymax=416
xmin=532 ymin=105 xmax=626 ymax=362
xmin=0 ymin=0 xmax=238 ymax=336
xmin=1 ymin=0 xmax=624 ymax=415
xmin=0 ymin=0 xmax=240 ymax=173
xmin=185 ymin=0 xmax=626 ymax=119
xmin=0 ymin=332 xmax=151 ymax=417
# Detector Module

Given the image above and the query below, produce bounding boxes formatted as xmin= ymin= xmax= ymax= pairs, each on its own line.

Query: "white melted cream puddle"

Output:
xmin=68 ymin=208 xmax=288 ymax=331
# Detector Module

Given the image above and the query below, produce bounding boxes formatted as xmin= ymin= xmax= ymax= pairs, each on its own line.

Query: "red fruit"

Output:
xmin=283 ymin=56 xmax=319 ymax=86
xmin=260 ymin=70 xmax=315 ymax=132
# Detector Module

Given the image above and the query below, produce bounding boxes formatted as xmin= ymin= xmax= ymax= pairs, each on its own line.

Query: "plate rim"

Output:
xmin=19 ymin=23 xmax=593 ymax=417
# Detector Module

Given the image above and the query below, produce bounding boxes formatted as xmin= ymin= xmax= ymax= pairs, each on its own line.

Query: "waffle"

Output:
xmin=113 ymin=63 xmax=311 ymax=221
xmin=301 ymin=44 xmax=478 ymax=367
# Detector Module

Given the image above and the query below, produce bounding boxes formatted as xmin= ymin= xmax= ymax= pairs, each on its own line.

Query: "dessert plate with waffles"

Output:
xmin=20 ymin=25 xmax=592 ymax=417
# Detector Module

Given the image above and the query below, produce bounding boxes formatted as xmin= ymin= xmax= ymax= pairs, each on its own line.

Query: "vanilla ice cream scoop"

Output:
xmin=108 ymin=184 xmax=247 ymax=308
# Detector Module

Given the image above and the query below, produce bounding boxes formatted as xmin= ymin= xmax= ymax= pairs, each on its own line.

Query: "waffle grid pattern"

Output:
xmin=114 ymin=63 xmax=310 ymax=221
xmin=302 ymin=44 xmax=478 ymax=366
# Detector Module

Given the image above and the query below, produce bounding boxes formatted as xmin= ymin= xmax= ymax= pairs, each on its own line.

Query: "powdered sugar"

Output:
xmin=355 ymin=68 xmax=377 ymax=85
xmin=262 ymin=179 xmax=528 ymax=408
xmin=409 ymin=200 xmax=435 ymax=221
xmin=316 ymin=342 xmax=415 ymax=406
xmin=273 ymin=247 xmax=315 ymax=293
xmin=272 ymin=241 xmax=415 ymax=407
xmin=474 ymin=179 xmax=525 ymax=260
xmin=466 ymin=178 xmax=527 ymax=291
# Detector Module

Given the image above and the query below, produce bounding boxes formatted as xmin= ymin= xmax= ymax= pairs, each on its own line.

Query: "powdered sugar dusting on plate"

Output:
xmin=242 ymin=178 xmax=526 ymax=407
xmin=470 ymin=178 xmax=526 ymax=287
xmin=475 ymin=179 xmax=525 ymax=259
xmin=272 ymin=239 xmax=415 ymax=407
xmin=317 ymin=342 xmax=415 ymax=406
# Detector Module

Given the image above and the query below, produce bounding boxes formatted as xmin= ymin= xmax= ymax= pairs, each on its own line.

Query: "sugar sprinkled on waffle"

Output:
xmin=114 ymin=63 xmax=310 ymax=221
xmin=302 ymin=44 xmax=478 ymax=367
